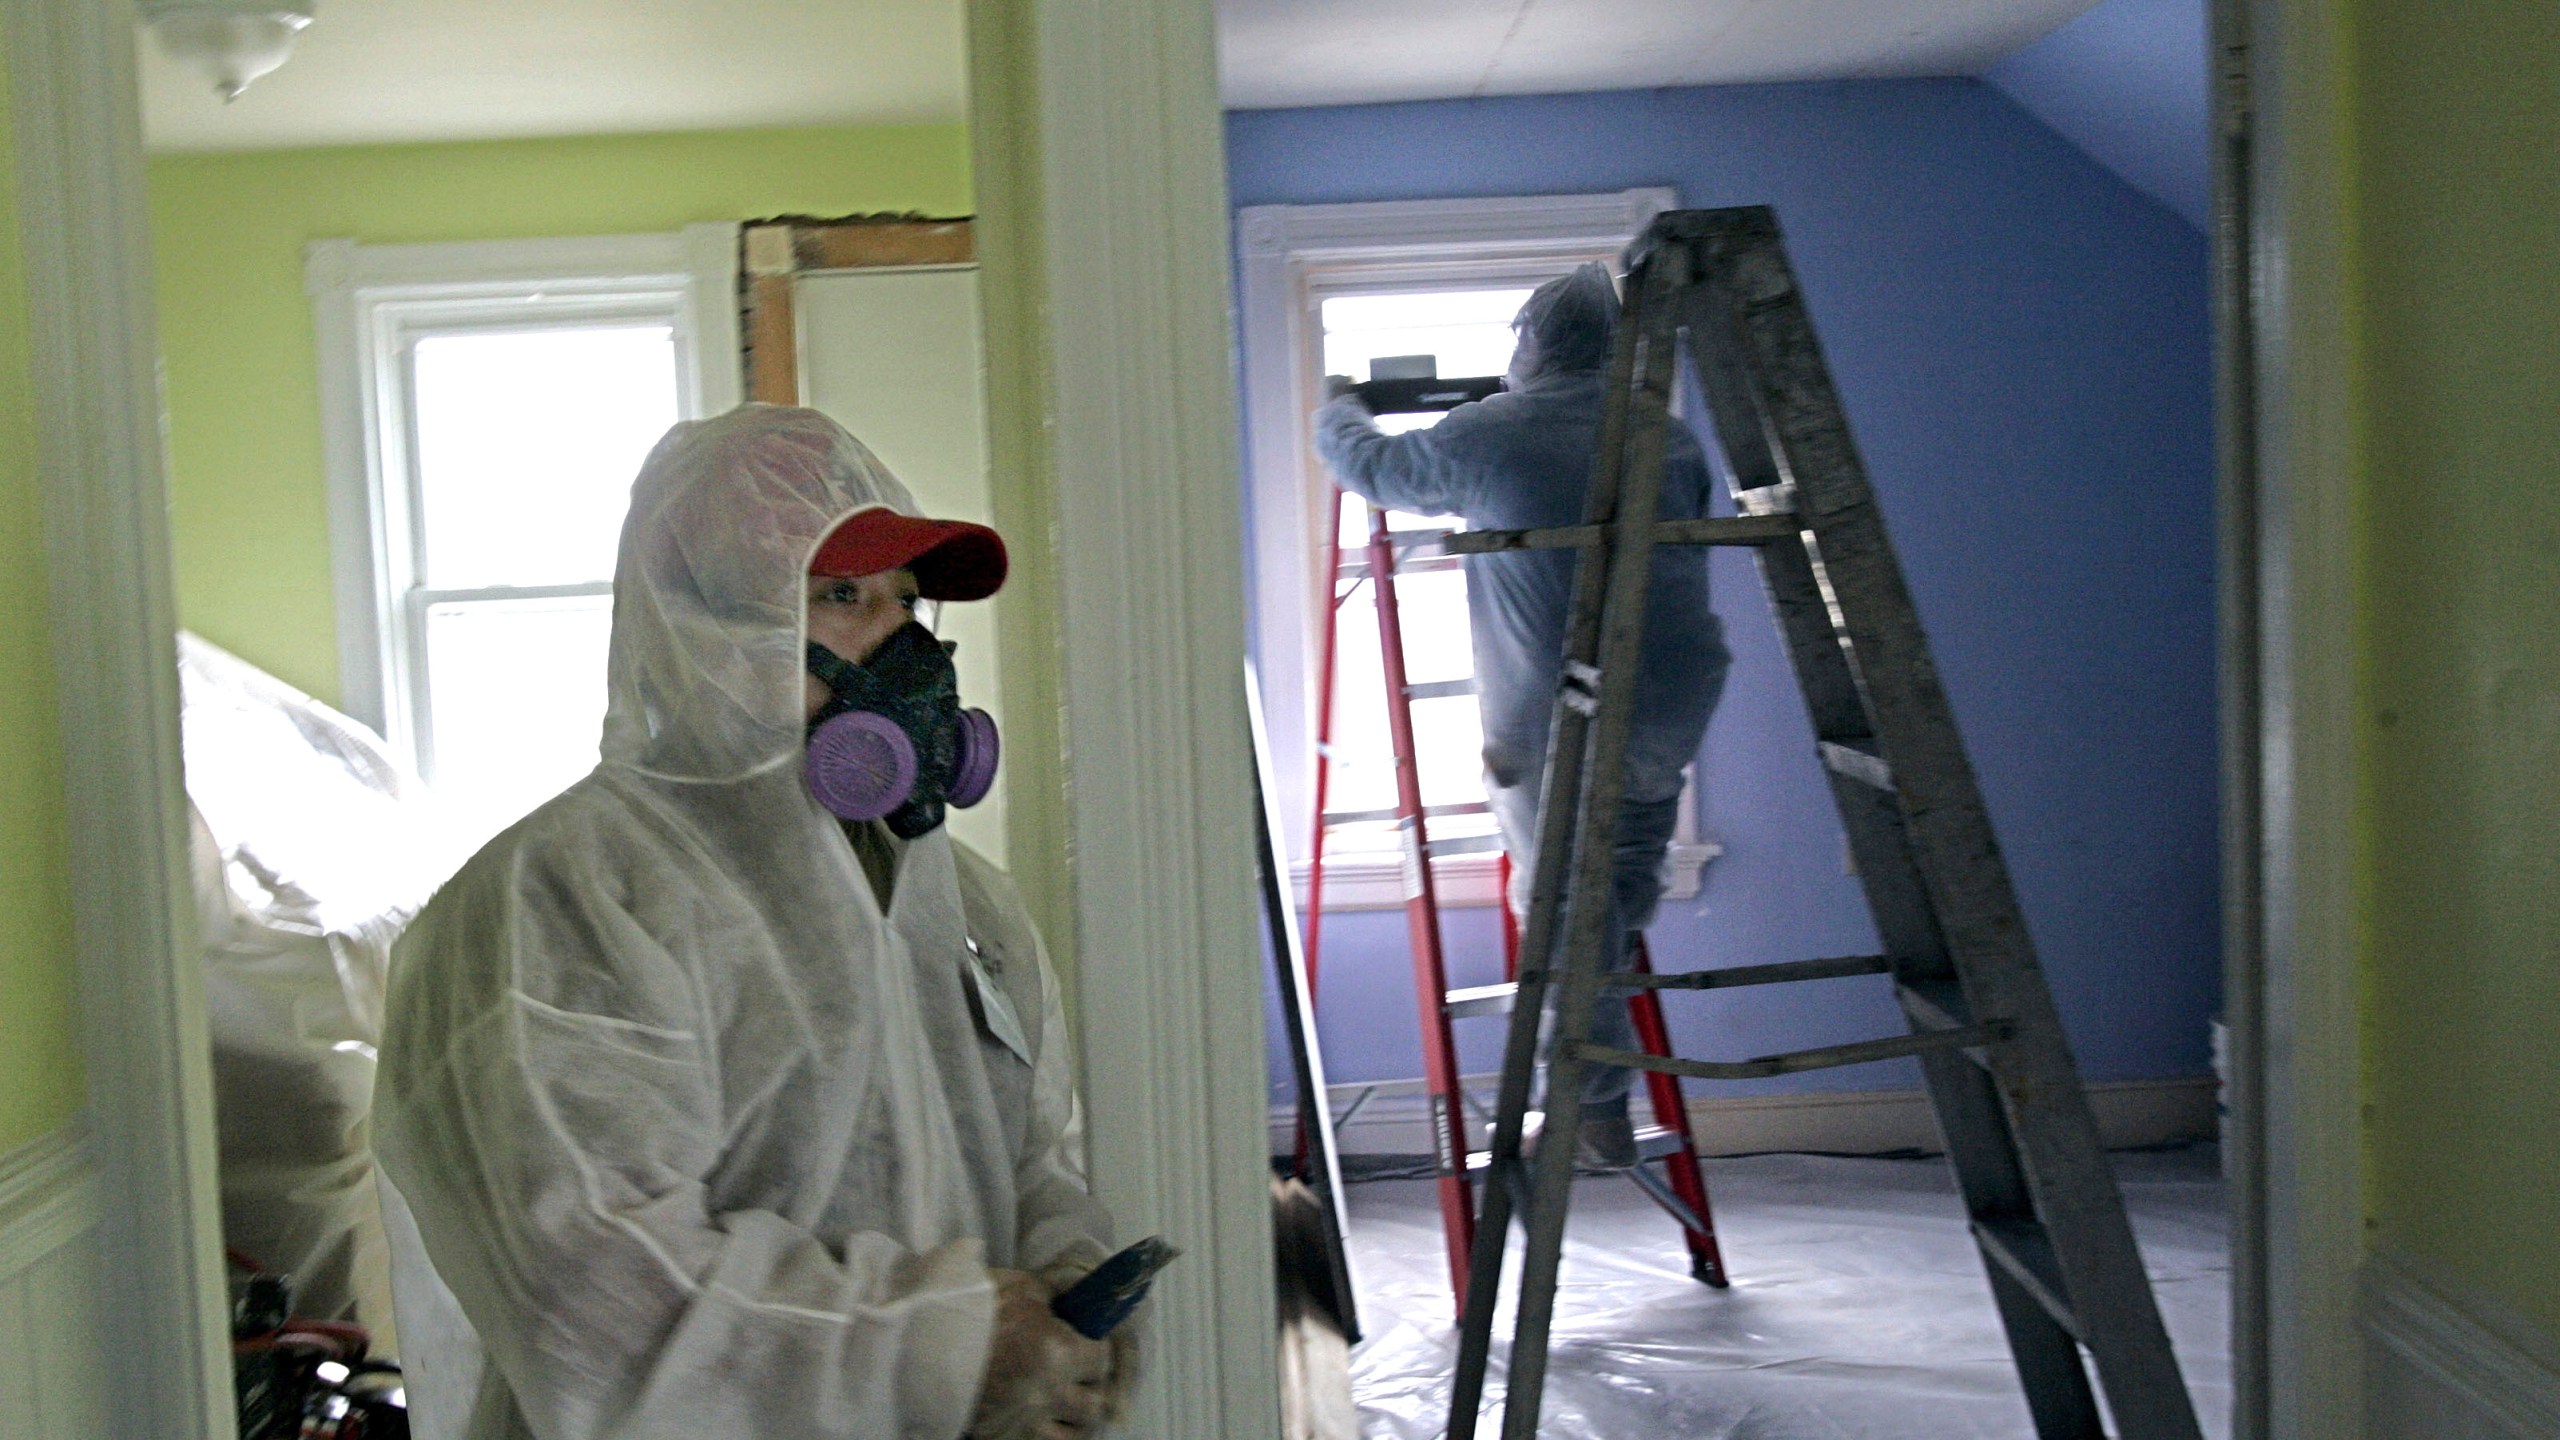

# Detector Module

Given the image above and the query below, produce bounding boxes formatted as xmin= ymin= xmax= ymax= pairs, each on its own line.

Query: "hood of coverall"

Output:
xmin=600 ymin=404 xmax=933 ymax=785
xmin=1505 ymin=261 xmax=1619 ymax=389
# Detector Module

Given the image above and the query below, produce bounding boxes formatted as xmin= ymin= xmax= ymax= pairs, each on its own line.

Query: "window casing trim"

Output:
xmin=307 ymin=227 xmax=742 ymax=758
xmin=1236 ymin=191 xmax=1719 ymax=910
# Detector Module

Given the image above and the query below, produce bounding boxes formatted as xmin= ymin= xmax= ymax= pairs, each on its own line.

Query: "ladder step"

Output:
xmin=1426 ymin=833 xmax=1506 ymax=858
xmin=1333 ymin=527 xmax=1463 ymax=580
xmin=1440 ymin=513 xmax=1799 ymax=556
xmin=1444 ymin=982 xmax=1518 ymax=1020
xmin=1335 ymin=553 xmax=1466 ymax=581
xmin=1598 ymin=953 xmax=1891 ymax=991
xmin=1322 ymin=800 xmax=1493 ymax=827
xmin=1818 ymin=740 xmax=1895 ymax=792
xmin=1971 ymin=1217 xmax=2084 ymax=1341
xmin=1404 ymin=677 xmax=1477 ymax=701
xmin=1632 ymin=1125 xmax=1687 ymax=1162
xmin=1570 ymin=1019 xmax=2012 ymax=1081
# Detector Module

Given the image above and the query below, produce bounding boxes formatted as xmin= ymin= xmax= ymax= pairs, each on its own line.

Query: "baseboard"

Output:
xmin=1274 ymin=1075 xmax=2215 ymax=1158
xmin=0 ymin=1119 xmax=100 ymax=1282
xmin=2361 ymin=1247 xmax=2560 ymax=1440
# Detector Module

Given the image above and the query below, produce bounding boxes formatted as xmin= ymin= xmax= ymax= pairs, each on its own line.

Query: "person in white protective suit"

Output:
xmin=1313 ymin=263 xmax=1732 ymax=1169
xmin=374 ymin=404 xmax=1131 ymax=1440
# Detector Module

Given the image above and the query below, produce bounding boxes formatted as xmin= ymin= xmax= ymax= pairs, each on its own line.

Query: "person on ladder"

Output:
xmin=1313 ymin=263 xmax=1731 ymax=1168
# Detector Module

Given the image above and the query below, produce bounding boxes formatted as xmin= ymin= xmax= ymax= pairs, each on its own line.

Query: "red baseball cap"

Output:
xmin=809 ymin=505 xmax=1009 ymax=601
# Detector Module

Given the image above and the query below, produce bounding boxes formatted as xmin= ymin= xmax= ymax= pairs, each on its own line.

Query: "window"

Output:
xmin=310 ymin=228 xmax=741 ymax=841
xmin=1310 ymin=287 xmax=1530 ymax=868
xmin=1237 ymin=191 xmax=1718 ymax=908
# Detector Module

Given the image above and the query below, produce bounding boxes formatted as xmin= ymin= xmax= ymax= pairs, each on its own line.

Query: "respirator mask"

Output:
xmin=804 ymin=621 xmax=999 ymax=838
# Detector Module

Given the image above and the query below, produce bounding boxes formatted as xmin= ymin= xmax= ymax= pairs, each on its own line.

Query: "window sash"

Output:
xmin=308 ymin=228 xmax=741 ymax=771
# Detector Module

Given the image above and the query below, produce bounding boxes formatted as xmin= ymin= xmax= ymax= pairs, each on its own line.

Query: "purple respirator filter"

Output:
xmin=806 ymin=708 xmax=1000 ymax=821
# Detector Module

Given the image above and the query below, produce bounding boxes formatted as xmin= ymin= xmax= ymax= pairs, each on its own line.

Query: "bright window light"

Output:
xmin=1316 ymin=286 xmax=1534 ymax=861
xmin=411 ymin=325 xmax=677 ymax=589
xmin=402 ymin=320 xmax=681 ymax=840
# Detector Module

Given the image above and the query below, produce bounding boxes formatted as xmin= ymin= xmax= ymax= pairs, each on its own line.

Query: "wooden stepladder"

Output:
xmin=1447 ymin=207 xmax=2204 ymax=1440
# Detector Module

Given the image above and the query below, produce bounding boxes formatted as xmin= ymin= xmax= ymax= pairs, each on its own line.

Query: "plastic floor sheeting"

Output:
xmin=1342 ymin=1146 xmax=2229 ymax=1439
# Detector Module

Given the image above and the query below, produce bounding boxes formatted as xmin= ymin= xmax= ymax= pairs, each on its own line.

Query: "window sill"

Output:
xmin=1290 ymin=840 xmax=1720 ymax=913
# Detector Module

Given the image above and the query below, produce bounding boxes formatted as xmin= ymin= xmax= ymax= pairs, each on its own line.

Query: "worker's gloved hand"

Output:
xmin=1039 ymin=1259 xmax=1143 ymax=1420
xmin=970 ymin=1268 xmax=1112 ymax=1439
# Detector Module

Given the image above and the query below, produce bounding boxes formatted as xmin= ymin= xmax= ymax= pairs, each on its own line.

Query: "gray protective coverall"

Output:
xmin=1313 ymin=264 xmax=1731 ymax=1108
xmin=374 ymin=406 xmax=1112 ymax=1440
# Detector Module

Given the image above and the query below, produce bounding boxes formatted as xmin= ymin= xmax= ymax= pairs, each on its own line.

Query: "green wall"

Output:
xmin=2353 ymin=1 xmax=2560 ymax=1336
xmin=0 ymin=49 xmax=87 ymax=1153
xmin=147 ymin=123 xmax=972 ymax=706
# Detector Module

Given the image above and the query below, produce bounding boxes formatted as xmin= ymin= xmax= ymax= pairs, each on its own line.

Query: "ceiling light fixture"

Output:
xmin=137 ymin=0 xmax=316 ymax=103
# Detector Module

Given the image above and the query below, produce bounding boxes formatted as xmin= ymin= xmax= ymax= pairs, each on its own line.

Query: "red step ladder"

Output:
xmin=1304 ymin=487 xmax=1730 ymax=1312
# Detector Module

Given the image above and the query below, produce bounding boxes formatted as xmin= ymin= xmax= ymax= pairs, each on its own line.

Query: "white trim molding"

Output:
xmin=1235 ymin=189 xmax=1677 ymax=872
xmin=2246 ymin=0 xmax=2366 ymax=1435
xmin=2362 ymin=1250 xmax=2560 ymax=1439
xmin=0 ymin=1122 xmax=108 ymax=1435
xmin=306 ymin=226 xmax=741 ymax=744
xmin=3 ymin=0 xmax=237 ymax=1434
xmin=0 ymin=1122 xmax=102 ymax=1283
xmin=971 ymin=0 xmax=1280 ymax=1435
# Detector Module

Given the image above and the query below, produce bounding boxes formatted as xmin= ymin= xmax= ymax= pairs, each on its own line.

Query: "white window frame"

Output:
xmin=306 ymin=227 xmax=743 ymax=767
xmin=1236 ymin=190 xmax=1718 ymax=909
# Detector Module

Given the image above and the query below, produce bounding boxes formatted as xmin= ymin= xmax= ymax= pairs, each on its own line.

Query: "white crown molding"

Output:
xmin=2362 ymin=1249 xmax=2560 ymax=1438
xmin=2 ymin=0 xmax=235 ymax=1433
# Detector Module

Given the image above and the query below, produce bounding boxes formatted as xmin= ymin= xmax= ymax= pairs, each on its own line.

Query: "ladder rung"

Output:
xmin=1971 ymin=1217 xmax=2084 ymax=1341
xmin=1320 ymin=799 xmax=1493 ymax=827
xmin=1404 ymin=677 xmax=1476 ymax=701
xmin=1440 ymin=513 xmax=1799 ymax=555
xmin=1427 ymin=833 xmax=1506 ymax=858
xmin=1335 ymin=553 xmax=1466 ymax=581
xmin=1571 ymin=1020 xmax=2013 ymax=1081
xmin=1599 ymin=953 xmax=1891 ymax=991
xmin=1443 ymin=982 xmax=1517 ymax=1020
xmin=1819 ymin=740 xmax=1895 ymax=792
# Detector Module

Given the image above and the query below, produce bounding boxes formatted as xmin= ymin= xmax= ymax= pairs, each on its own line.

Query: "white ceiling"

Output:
xmin=1218 ymin=0 xmax=2104 ymax=110
xmin=138 ymin=0 xmax=968 ymax=153
xmin=138 ymin=0 xmax=2097 ymax=153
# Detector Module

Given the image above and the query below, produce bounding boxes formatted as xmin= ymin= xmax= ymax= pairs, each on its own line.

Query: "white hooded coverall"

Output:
xmin=373 ymin=406 xmax=1113 ymax=1440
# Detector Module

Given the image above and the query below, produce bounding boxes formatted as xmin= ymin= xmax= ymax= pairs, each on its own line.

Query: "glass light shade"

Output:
xmin=142 ymin=2 xmax=315 ymax=102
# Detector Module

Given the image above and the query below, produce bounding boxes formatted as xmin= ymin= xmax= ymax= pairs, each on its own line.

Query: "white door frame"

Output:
xmin=6 ymin=0 xmax=2352 ymax=1435
xmin=2225 ymin=1 xmax=2366 ymax=1436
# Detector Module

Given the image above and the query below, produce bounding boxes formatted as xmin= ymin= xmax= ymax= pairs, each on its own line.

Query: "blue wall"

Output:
xmin=1987 ymin=0 xmax=2211 ymax=232
xmin=1232 ymin=80 xmax=2217 ymax=1103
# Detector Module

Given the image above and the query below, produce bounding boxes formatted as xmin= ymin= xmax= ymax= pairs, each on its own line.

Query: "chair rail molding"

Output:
xmin=2362 ymin=1250 xmax=2560 ymax=1439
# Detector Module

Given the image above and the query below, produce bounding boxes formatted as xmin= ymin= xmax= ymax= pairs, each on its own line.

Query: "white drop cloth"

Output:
xmin=1343 ymin=1147 xmax=2229 ymax=1439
